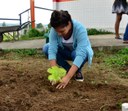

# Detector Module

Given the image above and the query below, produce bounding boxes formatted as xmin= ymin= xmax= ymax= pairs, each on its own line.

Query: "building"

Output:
xmin=53 ymin=0 xmax=128 ymax=33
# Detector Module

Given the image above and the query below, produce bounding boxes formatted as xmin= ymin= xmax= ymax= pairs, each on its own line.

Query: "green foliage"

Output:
xmin=20 ymin=27 xmax=46 ymax=40
xmin=2 ymin=26 xmax=113 ymax=42
xmin=4 ymin=49 xmax=38 ymax=56
xmin=105 ymin=55 xmax=128 ymax=67
xmin=14 ymin=49 xmax=37 ymax=56
xmin=104 ymin=48 xmax=128 ymax=68
xmin=116 ymin=102 xmax=122 ymax=109
xmin=36 ymin=23 xmax=43 ymax=28
xmin=117 ymin=48 xmax=128 ymax=54
xmin=28 ymin=28 xmax=42 ymax=37
xmin=0 ymin=49 xmax=44 ymax=60
xmin=3 ymin=34 xmax=13 ymax=41
xmin=47 ymin=66 xmax=66 ymax=83
xmin=2 ymin=22 xmax=6 ymax=27
xmin=87 ymin=28 xmax=113 ymax=35
xmin=19 ymin=35 xmax=30 ymax=40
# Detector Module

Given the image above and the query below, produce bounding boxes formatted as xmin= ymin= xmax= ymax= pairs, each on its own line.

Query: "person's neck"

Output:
xmin=63 ymin=22 xmax=73 ymax=40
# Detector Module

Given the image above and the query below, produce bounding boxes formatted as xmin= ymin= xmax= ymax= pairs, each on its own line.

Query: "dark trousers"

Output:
xmin=42 ymin=43 xmax=88 ymax=73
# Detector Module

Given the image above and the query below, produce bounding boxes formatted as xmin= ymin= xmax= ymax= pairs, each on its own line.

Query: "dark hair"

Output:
xmin=50 ymin=10 xmax=72 ymax=28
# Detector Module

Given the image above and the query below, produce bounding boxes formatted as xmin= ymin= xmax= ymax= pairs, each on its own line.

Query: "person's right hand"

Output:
xmin=56 ymin=75 xmax=71 ymax=89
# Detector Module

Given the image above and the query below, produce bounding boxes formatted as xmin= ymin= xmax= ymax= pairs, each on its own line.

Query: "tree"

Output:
xmin=2 ymin=22 xmax=6 ymax=27
xmin=36 ymin=23 xmax=43 ymax=28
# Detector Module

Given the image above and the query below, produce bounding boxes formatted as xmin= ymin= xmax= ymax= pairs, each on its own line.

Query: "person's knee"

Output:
xmin=42 ymin=43 xmax=49 ymax=56
xmin=71 ymin=51 xmax=76 ymax=60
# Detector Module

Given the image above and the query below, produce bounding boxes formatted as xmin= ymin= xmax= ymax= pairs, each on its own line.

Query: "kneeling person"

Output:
xmin=43 ymin=10 xmax=94 ymax=89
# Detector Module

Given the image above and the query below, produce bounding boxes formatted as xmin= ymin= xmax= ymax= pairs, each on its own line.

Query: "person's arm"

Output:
xmin=56 ymin=24 xmax=87 ymax=89
xmin=56 ymin=64 xmax=78 ymax=89
xmin=50 ymin=60 xmax=57 ymax=67
xmin=48 ymin=28 xmax=58 ymax=61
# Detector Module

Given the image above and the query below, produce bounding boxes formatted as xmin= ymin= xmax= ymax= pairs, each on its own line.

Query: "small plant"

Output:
xmin=47 ymin=66 xmax=66 ymax=84
xmin=116 ymin=102 xmax=122 ymax=109
xmin=104 ymin=48 xmax=128 ymax=68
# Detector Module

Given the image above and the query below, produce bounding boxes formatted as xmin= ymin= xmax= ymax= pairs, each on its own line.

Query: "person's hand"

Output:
xmin=56 ymin=75 xmax=71 ymax=89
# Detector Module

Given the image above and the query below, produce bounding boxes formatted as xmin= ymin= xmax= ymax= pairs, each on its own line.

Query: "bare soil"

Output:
xmin=0 ymin=51 xmax=128 ymax=111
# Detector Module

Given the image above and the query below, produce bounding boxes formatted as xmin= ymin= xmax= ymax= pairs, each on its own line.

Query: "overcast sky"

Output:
xmin=0 ymin=0 xmax=53 ymax=24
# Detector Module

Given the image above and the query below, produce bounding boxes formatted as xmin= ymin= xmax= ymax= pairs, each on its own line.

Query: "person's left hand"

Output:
xmin=56 ymin=75 xmax=70 ymax=89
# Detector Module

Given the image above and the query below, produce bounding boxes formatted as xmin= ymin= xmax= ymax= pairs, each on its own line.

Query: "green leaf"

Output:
xmin=47 ymin=66 xmax=66 ymax=83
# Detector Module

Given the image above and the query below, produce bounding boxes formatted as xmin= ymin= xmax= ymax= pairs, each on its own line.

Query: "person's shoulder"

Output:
xmin=49 ymin=27 xmax=58 ymax=36
xmin=72 ymin=19 xmax=86 ymax=30
xmin=72 ymin=19 xmax=82 ymax=25
xmin=50 ymin=27 xmax=55 ymax=31
xmin=50 ymin=27 xmax=56 ymax=33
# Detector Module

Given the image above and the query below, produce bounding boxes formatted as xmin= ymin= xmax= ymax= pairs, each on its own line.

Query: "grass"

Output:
xmin=1 ymin=48 xmax=127 ymax=77
xmin=104 ymin=48 xmax=128 ymax=68
xmin=103 ymin=48 xmax=128 ymax=79
xmin=87 ymin=28 xmax=113 ymax=35
xmin=1 ymin=46 xmax=127 ymax=78
xmin=0 ymin=49 xmax=44 ymax=60
xmin=1 ymin=47 xmax=127 ymax=65
xmin=19 ymin=35 xmax=45 ymax=40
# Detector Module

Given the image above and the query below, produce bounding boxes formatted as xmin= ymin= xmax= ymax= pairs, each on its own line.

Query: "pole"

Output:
xmin=30 ymin=0 xmax=35 ymax=28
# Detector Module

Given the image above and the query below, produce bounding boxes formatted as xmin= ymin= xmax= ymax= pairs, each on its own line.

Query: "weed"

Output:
xmin=104 ymin=48 xmax=128 ymax=68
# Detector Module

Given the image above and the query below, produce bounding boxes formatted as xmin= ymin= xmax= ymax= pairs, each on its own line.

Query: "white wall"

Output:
xmin=53 ymin=0 xmax=128 ymax=33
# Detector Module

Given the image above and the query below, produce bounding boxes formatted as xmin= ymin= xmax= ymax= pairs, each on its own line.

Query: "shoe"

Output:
xmin=115 ymin=37 xmax=122 ymax=40
xmin=75 ymin=72 xmax=84 ymax=82
xmin=123 ymin=40 xmax=128 ymax=44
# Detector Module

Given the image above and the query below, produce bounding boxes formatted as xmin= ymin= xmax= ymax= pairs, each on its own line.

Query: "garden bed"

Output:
xmin=0 ymin=49 xmax=128 ymax=111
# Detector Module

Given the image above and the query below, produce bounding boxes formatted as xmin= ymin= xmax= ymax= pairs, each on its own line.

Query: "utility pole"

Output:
xmin=30 ymin=0 xmax=35 ymax=28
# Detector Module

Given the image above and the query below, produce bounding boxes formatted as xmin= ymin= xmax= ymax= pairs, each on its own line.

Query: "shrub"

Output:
xmin=28 ymin=28 xmax=42 ymax=37
xmin=87 ymin=28 xmax=113 ymax=35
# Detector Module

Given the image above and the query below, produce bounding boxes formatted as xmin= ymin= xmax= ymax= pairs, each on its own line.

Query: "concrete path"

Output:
xmin=0 ymin=34 xmax=128 ymax=49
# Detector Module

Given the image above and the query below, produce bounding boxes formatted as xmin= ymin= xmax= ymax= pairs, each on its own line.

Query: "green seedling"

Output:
xmin=47 ymin=66 xmax=66 ymax=84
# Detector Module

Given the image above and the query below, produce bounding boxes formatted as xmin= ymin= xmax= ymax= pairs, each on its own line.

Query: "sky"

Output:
xmin=0 ymin=0 xmax=53 ymax=25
